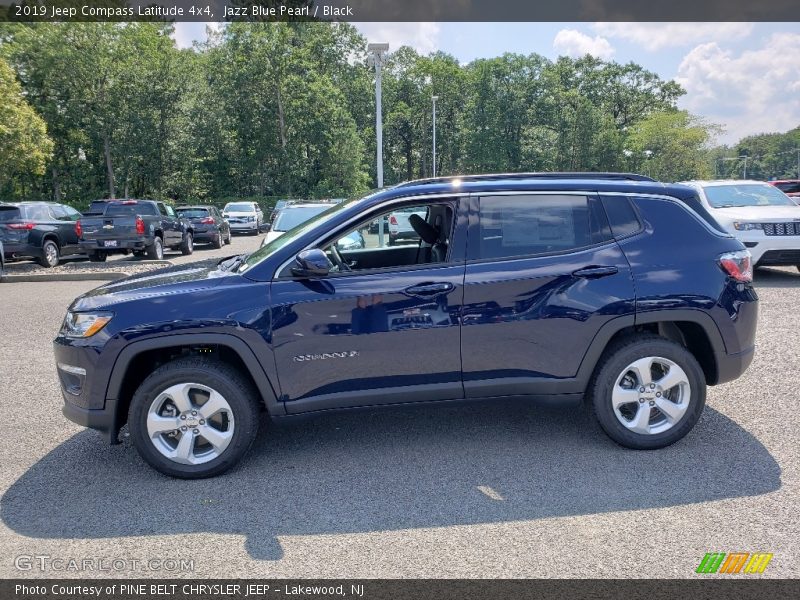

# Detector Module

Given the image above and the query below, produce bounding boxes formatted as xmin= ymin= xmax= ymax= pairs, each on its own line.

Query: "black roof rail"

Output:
xmin=394 ymin=172 xmax=657 ymax=188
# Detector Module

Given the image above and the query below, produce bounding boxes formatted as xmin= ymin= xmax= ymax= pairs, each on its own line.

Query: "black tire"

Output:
xmin=38 ymin=239 xmax=60 ymax=268
xmin=588 ymin=335 xmax=706 ymax=450
xmin=88 ymin=251 xmax=107 ymax=263
xmin=212 ymin=232 xmax=223 ymax=249
xmin=128 ymin=358 xmax=261 ymax=479
xmin=180 ymin=232 xmax=194 ymax=255
xmin=133 ymin=250 xmax=145 ymax=257
xmin=225 ymin=230 xmax=232 ymax=244
xmin=145 ymin=236 xmax=164 ymax=260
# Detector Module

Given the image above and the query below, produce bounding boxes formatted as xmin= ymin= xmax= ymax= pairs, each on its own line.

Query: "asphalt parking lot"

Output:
xmin=0 ymin=265 xmax=798 ymax=578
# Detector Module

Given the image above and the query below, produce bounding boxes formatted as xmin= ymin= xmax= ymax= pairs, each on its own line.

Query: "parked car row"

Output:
xmin=0 ymin=199 xmax=259 ymax=267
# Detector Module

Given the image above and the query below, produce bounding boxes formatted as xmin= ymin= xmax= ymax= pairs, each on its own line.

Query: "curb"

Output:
xmin=1 ymin=260 xmax=175 ymax=283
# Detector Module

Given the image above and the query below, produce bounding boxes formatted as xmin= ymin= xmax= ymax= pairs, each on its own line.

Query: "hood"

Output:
xmin=70 ymin=259 xmax=232 ymax=311
xmin=711 ymin=205 xmax=800 ymax=222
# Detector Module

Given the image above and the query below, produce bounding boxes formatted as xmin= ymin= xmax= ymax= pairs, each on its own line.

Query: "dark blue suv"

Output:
xmin=54 ymin=174 xmax=758 ymax=478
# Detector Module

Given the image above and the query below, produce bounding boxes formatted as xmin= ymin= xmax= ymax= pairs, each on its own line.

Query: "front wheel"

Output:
xmin=589 ymin=335 xmax=706 ymax=450
xmin=88 ymin=251 xmax=107 ymax=263
xmin=128 ymin=358 xmax=261 ymax=478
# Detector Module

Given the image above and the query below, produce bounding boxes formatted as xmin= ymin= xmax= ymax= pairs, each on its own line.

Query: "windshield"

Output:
xmin=272 ymin=206 xmax=330 ymax=231
xmin=705 ymin=184 xmax=796 ymax=208
xmin=176 ymin=208 xmax=209 ymax=218
xmin=238 ymin=195 xmax=369 ymax=273
xmin=224 ymin=203 xmax=254 ymax=213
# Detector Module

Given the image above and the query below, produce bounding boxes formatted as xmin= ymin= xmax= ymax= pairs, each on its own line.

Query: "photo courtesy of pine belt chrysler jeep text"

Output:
xmin=54 ymin=173 xmax=758 ymax=478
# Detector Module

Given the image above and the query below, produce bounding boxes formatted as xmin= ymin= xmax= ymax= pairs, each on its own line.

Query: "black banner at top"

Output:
xmin=0 ymin=0 xmax=798 ymax=22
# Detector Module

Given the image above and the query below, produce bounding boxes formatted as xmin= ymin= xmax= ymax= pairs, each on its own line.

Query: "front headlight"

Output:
xmin=733 ymin=222 xmax=763 ymax=231
xmin=247 ymin=216 xmax=255 ymax=222
xmin=61 ymin=312 xmax=113 ymax=338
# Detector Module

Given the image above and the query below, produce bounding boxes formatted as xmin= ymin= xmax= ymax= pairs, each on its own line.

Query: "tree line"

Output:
xmin=1 ymin=21 xmax=795 ymax=211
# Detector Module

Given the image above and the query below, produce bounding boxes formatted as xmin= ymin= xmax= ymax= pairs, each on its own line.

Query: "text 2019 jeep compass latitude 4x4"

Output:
xmin=54 ymin=174 xmax=758 ymax=478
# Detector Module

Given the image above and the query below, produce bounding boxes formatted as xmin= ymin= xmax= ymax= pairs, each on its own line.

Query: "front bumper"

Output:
xmin=229 ymin=221 xmax=258 ymax=231
xmin=54 ymin=337 xmax=121 ymax=443
xmin=734 ymin=232 xmax=800 ymax=265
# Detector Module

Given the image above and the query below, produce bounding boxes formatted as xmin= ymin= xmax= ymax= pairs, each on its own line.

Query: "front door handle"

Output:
xmin=572 ymin=265 xmax=619 ymax=278
xmin=404 ymin=282 xmax=454 ymax=296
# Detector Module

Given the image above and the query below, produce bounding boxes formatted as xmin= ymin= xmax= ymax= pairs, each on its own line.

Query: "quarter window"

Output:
xmin=478 ymin=194 xmax=612 ymax=260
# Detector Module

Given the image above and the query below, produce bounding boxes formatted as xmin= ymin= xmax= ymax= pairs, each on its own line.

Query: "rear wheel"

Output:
xmin=589 ymin=335 xmax=706 ymax=450
xmin=180 ymin=232 xmax=194 ymax=255
xmin=38 ymin=239 xmax=60 ymax=268
xmin=128 ymin=358 xmax=261 ymax=478
xmin=145 ymin=236 xmax=164 ymax=260
xmin=88 ymin=251 xmax=107 ymax=262
xmin=225 ymin=230 xmax=232 ymax=244
xmin=212 ymin=232 xmax=223 ymax=249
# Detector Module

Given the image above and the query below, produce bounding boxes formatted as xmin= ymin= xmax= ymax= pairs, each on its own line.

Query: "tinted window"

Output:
xmin=23 ymin=205 xmax=52 ymax=221
xmin=176 ymin=208 xmax=210 ymax=218
xmin=774 ymin=182 xmax=800 ymax=194
xmin=601 ymin=197 xmax=642 ymax=238
xmin=105 ymin=203 xmax=157 ymax=216
xmin=0 ymin=206 xmax=21 ymax=222
xmin=478 ymin=195 xmax=611 ymax=260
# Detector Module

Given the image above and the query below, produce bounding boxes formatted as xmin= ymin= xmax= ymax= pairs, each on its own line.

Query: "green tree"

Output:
xmin=0 ymin=56 xmax=53 ymax=195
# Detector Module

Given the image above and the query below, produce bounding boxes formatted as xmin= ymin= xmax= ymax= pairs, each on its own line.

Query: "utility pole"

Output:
xmin=432 ymin=95 xmax=438 ymax=178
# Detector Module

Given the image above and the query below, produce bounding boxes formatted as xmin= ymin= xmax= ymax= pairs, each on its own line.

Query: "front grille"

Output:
xmin=762 ymin=222 xmax=800 ymax=236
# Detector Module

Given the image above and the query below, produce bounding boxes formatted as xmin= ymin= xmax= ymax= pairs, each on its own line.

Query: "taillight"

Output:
xmin=135 ymin=217 xmax=145 ymax=235
xmin=719 ymin=250 xmax=753 ymax=283
xmin=7 ymin=222 xmax=34 ymax=230
xmin=75 ymin=219 xmax=82 ymax=237
xmin=201 ymin=217 xmax=215 ymax=224
xmin=389 ymin=216 xmax=398 ymax=225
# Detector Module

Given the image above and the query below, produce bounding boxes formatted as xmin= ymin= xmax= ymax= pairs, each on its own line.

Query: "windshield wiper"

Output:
xmin=218 ymin=253 xmax=249 ymax=272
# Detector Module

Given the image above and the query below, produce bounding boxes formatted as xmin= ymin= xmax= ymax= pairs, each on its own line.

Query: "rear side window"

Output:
xmin=477 ymin=194 xmax=612 ymax=260
xmin=601 ymin=197 xmax=642 ymax=238
xmin=0 ymin=206 xmax=22 ymax=222
xmin=23 ymin=205 xmax=52 ymax=221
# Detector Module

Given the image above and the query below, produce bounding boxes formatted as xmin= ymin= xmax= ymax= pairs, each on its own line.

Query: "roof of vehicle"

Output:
xmin=370 ymin=173 xmax=700 ymax=204
xmin=0 ymin=201 xmax=60 ymax=206
xmin=769 ymin=179 xmax=800 ymax=183
xmin=176 ymin=205 xmax=215 ymax=210
xmin=680 ymin=180 xmax=770 ymax=187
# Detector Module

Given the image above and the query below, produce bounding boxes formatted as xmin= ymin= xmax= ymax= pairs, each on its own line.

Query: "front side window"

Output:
xmin=478 ymin=194 xmax=612 ymax=260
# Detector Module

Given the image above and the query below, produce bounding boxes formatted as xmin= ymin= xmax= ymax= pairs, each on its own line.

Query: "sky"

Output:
xmin=173 ymin=21 xmax=800 ymax=146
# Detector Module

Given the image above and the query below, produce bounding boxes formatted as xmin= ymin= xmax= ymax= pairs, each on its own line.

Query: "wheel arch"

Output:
xmin=578 ymin=310 xmax=726 ymax=388
xmin=106 ymin=333 xmax=282 ymax=440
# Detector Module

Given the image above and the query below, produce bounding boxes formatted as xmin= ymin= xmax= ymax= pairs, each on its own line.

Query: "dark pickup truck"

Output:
xmin=77 ymin=199 xmax=194 ymax=261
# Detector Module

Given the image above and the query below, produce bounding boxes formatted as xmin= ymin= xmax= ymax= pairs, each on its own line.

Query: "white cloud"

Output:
xmin=676 ymin=33 xmax=800 ymax=143
xmin=594 ymin=22 xmax=753 ymax=52
xmin=353 ymin=22 xmax=440 ymax=55
xmin=553 ymin=29 xmax=615 ymax=60
xmin=171 ymin=22 xmax=222 ymax=49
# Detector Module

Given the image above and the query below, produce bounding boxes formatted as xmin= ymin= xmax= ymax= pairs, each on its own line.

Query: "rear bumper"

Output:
xmin=716 ymin=345 xmax=756 ymax=385
xmin=3 ymin=241 xmax=43 ymax=260
xmin=79 ymin=239 xmax=147 ymax=252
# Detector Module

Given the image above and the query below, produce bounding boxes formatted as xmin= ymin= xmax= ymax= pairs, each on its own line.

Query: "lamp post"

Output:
xmin=720 ymin=156 xmax=749 ymax=179
xmin=431 ymin=95 xmax=439 ymax=178
xmin=367 ymin=42 xmax=389 ymax=246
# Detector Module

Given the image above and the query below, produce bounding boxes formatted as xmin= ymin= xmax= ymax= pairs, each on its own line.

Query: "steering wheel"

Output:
xmin=330 ymin=244 xmax=351 ymax=272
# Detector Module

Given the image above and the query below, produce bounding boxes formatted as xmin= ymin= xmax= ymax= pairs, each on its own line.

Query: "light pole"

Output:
xmin=367 ymin=42 xmax=389 ymax=246
xmin=431 ymin=95 xmax=438 ymax=178
xmin=367 ymin=43 xmax=389 ymax=189
xmin=720 ymin=156 xmax=749 ymax=179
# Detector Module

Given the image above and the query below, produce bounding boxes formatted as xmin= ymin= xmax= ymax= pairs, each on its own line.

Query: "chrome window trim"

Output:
xmin=274 ymin=192 xmax=469 ymax=279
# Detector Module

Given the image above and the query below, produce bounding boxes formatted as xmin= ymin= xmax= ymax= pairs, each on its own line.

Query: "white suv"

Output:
xmin=681 ymin=180 xmax=800 ymax=270
xmin=222 ymin=201 xmax=263 ymax=234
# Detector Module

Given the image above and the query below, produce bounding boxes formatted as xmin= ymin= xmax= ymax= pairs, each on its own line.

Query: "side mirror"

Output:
xmin=291 ymin=249 xmax=332 ymax=278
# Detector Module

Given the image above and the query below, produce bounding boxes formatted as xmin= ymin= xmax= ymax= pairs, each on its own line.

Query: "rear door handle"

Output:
xmin=404 ymin=282 xmax=454 ymax=296
xmin=572 ymin=266 xmax=619 ymax=278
